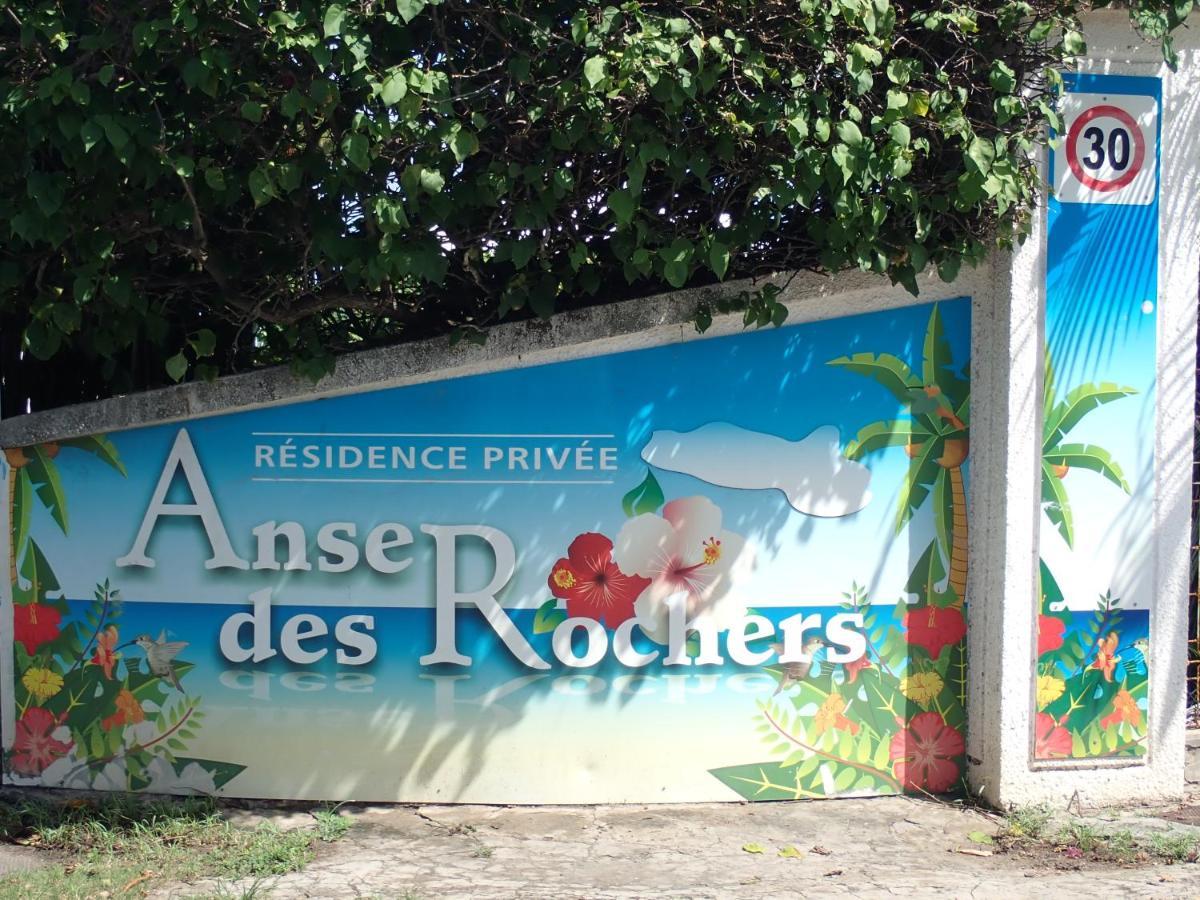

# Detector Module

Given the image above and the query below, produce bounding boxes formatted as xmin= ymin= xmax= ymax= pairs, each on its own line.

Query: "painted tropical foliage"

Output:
xmin=4 ymin=438 xmax=245 ymax=792
xmin=710 ymin=303 xmax=970 ymax=799
xmin=1040 ymin=355 xmax=1136 ymax=549
xmin=1035 ymin=357 xmax=1146 ymax=760
xmin=827 ymin=305 xmax=969 ymax=607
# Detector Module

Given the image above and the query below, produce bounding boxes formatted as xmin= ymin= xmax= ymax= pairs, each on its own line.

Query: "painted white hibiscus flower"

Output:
xmin=613 ymin=495 xmax=754 ymax=643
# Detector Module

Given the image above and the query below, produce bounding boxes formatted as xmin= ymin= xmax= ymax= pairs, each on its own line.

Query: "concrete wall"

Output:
xmin=0 ymin=8 xmax=1196 ymax=808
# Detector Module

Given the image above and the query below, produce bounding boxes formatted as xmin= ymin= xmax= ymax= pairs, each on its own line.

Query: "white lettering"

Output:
xmin=117 ymin=429 xmax=248 ymax=570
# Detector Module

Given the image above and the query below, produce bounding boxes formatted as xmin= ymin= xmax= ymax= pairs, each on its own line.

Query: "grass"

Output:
xmin=1000 ymin=804 xmax=1200 ymax=866
xmin=1002 ymin=804 xmax=1053 ymax=840
xmin=312 ymin=806 xmax=352 ymax=843
xmin=0 ymin=793 xmax=348 ymax=899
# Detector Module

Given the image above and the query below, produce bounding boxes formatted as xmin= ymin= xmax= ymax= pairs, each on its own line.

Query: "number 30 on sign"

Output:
xmin=1052 ymin=92 xmax=1158 ymax=206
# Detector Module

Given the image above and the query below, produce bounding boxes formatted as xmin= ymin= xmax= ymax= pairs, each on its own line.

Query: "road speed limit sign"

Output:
xmin=1052 ymin=92 xmax=1158 ymax=205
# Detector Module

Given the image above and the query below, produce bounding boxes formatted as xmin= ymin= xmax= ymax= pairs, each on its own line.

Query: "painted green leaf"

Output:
xmin=18 ymin=538 xmax=59 ymax=601
xmin=921 ymin=304 xmax=969 ymax=409
xmin=1043 ymin=443 xmax=1130 ymax=493
xmin=826 ymin=352 xmax=919 ymax=406
xmin=622 ymin=469 xmax=664 ymax=517
xmin=844 ymin=419 xmax=924 ymax=459
xmin=1043 ymin=382 xmax=1136 ymax=451
xmin=905 ymin=540 xmax=946 ymax=606
xmin=173 ymin=758 xmax=247 ymax=790
xmin=11 ymin=468 xmax=31 ymax=566
xmin=26 ymin=446 xmax=68 ymax=534
xmin=893 ymin=444 xmax=941 ymax=534
xmin=1041 ymin=461 xmax=1073 ymax=547
xmin=533 ymin=598 xmax=566 ymax=634
xmin=932 ymin=466 xmax=952 ymax=563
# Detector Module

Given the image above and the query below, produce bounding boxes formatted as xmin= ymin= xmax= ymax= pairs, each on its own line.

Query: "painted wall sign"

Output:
xmin=1035 ymin=74 xmax=1159 ymax=762
xmin=2 ymin=300 xmax=971 ymax=802
xmin=1052 ymin=89 xmax=1159 ymax=205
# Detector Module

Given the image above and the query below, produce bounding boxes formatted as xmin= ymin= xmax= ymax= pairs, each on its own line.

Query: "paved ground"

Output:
xmin=156 ymin=795 xmax=1200 ymax=899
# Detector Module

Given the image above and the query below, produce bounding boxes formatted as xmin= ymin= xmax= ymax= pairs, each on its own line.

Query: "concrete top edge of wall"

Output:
xmin=0 ymin=264 xmax=995 ymax=447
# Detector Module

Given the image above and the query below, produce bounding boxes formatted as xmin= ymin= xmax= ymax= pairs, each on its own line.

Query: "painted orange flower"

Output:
xmin=1090 ymin=632 xmax=1120 ymax=682
xmin=90 ymin=626 xmax=119 ymax=679
xmin=1099 ymin=688 xmax=1142 ymax=730
xmin=812 ymin=691 xmax=860 ymax=737
xmin=843 ymin=654 xmax=873 ymax=684
xmin=102 ymin=688 xmax=145 ymax=732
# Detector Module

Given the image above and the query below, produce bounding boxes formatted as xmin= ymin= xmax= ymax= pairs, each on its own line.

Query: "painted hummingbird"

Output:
xmin=124 ymin=631 xmax=189 ymax=692
xmin=770 ymin=636 xmax=826 ymax=696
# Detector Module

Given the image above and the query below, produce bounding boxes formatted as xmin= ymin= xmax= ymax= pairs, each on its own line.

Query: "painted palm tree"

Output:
xmin=1041 ymin=354 xmax=1135 ymax=548
xmin=828 ymin=305 xmax=970 ymax=606
xmin=6 ymin=435 xmax=126 ymax=588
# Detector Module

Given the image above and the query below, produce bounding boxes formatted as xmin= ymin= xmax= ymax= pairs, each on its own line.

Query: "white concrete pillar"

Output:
xmin=967 ymin=9 xmax=1200 ymax=806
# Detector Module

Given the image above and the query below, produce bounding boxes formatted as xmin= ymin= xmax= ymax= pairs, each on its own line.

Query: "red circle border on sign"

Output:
xmin=1065 ymin=104 xmax=1146 ymax=193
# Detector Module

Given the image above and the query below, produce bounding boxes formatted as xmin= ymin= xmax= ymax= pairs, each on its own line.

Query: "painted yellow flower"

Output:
xmin=1037 ymin=675 xmax=1066 ymax=709
xmin=900 ymin=671 xmax=944 ymax=705
xmin=21 ymin=667 xmax=63 ymax=702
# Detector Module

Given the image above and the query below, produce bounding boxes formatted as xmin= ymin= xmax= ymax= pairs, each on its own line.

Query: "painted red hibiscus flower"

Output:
xmin=889 ymin=711 xmax=964 ymax=794
xmin=843 ymin=653 xmax=873 ymax=684
xmin=13 ymin=603 xmax=61 ymax=656
xmin=10 ymin=707 xmax=71 ymax=776
xmin=902 ymin=606 xmax=966 ymax=660
xmin=1037 ymin=615 xmax=1066 ymax=657
xmin=1034 ymin=712 xmax=1072 ymax=759
xmin=548 ymin=533 xmax=650 ymax=628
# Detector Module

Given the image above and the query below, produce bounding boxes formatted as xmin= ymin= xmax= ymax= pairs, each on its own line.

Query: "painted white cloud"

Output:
xmin=640 ymin=422 xmax=871 ymax=517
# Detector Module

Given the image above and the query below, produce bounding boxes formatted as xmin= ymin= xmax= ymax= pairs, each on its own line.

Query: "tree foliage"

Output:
xmin=0 ymin=1 xmax=1195 ymax=402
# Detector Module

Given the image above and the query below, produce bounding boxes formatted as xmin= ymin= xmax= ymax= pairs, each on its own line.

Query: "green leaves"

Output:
xmin=659 ymin=238 xmax=694 ymax=288
xmin=396 ymin=0 xmax=427 ymax=24
xmin=248 ymin=167 xmax=275 ymax=207
xmin=380 ymin=69 xmax=408 ymax=105
xmin=583 ymin=56 xmax=607 ymax=89
xmin=342 ymin=133 xmax=370 ymax=172
xmin=533 ymin=599 xmax=567 ymax=634
xmin=622 ymin=470 xmax=664 ymax=518
xmin=323 ymin=4 xmax=346 ymax=37
xmin=449 ymin=127 xmax=480 ymax=163
xmin=835 ymin=120 xmax=864 ymax=147
xmin=604 ymin=189 xmax=634 ymax=226
xmin=165 ymin=352 xmax=188 ymax=382
xmin=709 ymin=240 xmax=731 ymax=280
xmin=0 ymin=0 xmax=1190 ymax=394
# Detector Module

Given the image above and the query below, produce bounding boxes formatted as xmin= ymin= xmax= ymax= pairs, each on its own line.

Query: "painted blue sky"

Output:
xmin=32 ymin=299 xmax=970 ymax=612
